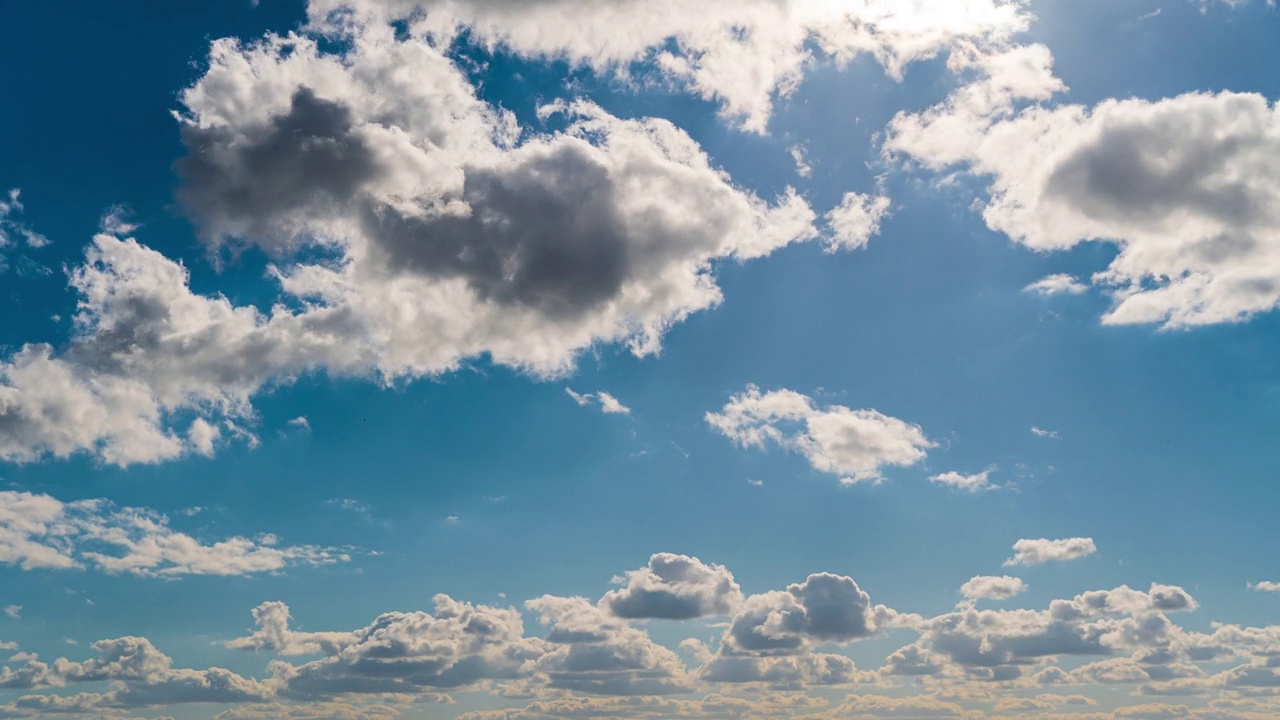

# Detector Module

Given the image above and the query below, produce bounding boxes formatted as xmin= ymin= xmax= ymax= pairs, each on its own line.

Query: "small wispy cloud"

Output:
xmin=566 ymin=388 xmax=632 ymax=415
xmin=3 ymin=605 xmax=20 ymax=620
xmin=1031 ymin=426 xmax=1061 ymax=439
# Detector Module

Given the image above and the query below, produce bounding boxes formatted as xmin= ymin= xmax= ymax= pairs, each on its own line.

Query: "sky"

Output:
xmin=1 ymin=1 xmax=1280 ymax=719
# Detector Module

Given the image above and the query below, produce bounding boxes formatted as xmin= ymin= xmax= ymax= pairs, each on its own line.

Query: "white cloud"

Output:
xmin=887 ymin=42 xmax=1280 ymax=329
xmin=226 ymin=601 xmax=356 ymax=656
xmin=0 ymin=490 xmax=347 ymax=576
xmin=1026 ymin=273 xmax=1090 ymax=296
xmin=1248 ymin=581 xmax=1280 ymax=593
xmin=824 ymin=193 xmax=892 ymax=251
xmin=305 ymin=0 xmax=1032 ymax=133
xmin=960 ymin=575 xmax=1026 ymax=601
xmin=1031 ymin=426 xmax=1061 ymax=439
xmin=0 ymin=189 xmax=50 ymax=253
xmin=706 ymin=385 xmax=934 ymax=485
xmin=0 ymin=636 xmax=272 ymax=708
xmin=790 ymin=145 xmax=812 ymax=178
xmin=1004 ymin=537 xmax=1098 ymax=567
xmin=600 ymin=553 xmax=742 ymax=620
xmin=929 ymin=470 xmax=996 ymax=493
xmin=566 ymin=388 xmax=632 ymax=415
xmin=2 ymin=605 xmax=19 ymax=620
xmin=0 ymin=18 xmax=839 ymax=466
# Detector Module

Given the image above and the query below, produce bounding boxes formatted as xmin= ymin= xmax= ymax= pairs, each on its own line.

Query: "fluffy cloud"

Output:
xmin=0 ymin=14 xmax=841 ymax=465
xmin=600 ymin=553 xmax=742 ymax=620
xmin=226 ymin=602 xmax=356 ymax=656
xmin=0 ymin=636 xmax=272 ymax=708
xmin=0 ymin=490 xmax=346 ymax=576
xmin=526 ymin=595 xmax=693 ymax=695
xmin=1004 ymin=538 xmax=1097 ymax=567
xmin=274 ymin=595 xmax=543 ymax=696
xmin=566 ymin=389 xmax=632 ymax=415
xmin=304 ymin=0 xmax=1032 ymax=132
xmin=696 ymin=573 xmax=900 ymax=688
xmin=887 ymin=42 xmax=1280 ymax=328
xmin=824 ymin=193 xmax=892 ymax=251
xmin=1248 ymin=581 xmax=1280 ymax=593
xmin=961 ymin=576 xmax=1027 ymax=601
xmin=930 ymin=470 xmax=997 ymax=493
xmin=706 ymin=386 xmax=934 ymax=485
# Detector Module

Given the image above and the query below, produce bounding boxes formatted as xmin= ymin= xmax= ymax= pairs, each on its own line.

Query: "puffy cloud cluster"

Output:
xmin=706 ymin=386 xmax=934 ymax=485
xmin=8 ymin=552 xmax=1280 ymax=717
xmin=887 ymin=42 xmax=1280 ymax=329
xmin=304 ymin=0 xmax=1032 ymax=133
xmin=0 ymin=636 xmax=272 ymax=710
xmin=698 ymin=573 xmax=900 ymax=688
xmin=1004 ymin=538 xmax=1097 ymax=567
xmin=0 ymin=490 xmax=345 ymax=576
xmin=601 ymin=553 xmax=742 ymax=620
xmin=0 ymin=12 xmax=852 ymax=466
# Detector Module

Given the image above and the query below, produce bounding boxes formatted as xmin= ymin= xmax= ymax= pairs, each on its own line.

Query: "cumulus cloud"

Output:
xmin=0 ymin=636 xmax=272 ymax=708
xmin=930 ymin=470 xmax=997 ymax=493
xmin=3 ymin=605 xmax=19 ymax=620
xmin=226 ymin=602 xmax=356 ymax=656
xmin=527 ymin=595 xmax=694 ymax=695
xmin=906 ymin=583 xmax=1199 ymax=681
xmin=706 ymin=386 xmax=934 ymax=485
xmin=304 ymin=0 xmax=1032 ymax=133
xmin=824 ymin=193 xmax=892 ymax=251
xmin=1005 ymin=537 xmax=1097 ymax=567
xmin=887 ymin=41 xmax=1280 ymax=329
xmin=0 ymin=15 xmax=848 ymax=466
xmin=566 ymin=388 xmax=632 ymax=415
xmin=274 ymin=594 xmax=544 ymax=697
xmin=600 ymin=553 xmax=742 ymax=620
xmin=961 ymin=576 xmax=1027 ymax=601
xmin=1248 ymin=581 xmax=1280 ymax=593
xmin=0 ymin=490 xmax=346 ymax=576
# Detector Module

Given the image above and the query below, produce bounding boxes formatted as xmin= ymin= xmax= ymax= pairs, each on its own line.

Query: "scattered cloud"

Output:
xmin=1005 ymin=537 xmax=1098 ymax=567
xmin=707 ymin=385 xmax=934 ymax=485
xmin=929 ymin=469 xmax=997 ymax=493
xmin=566 ymin=388 xmax=632 ymax=415
xmin=0 ymin=490 xmax=349 ymax=576
xmin=960 ymin=575 xmax=1027 ymax=601
xmin=824 ymin=193 xmax=892 ymax=251
xmin=1026 ymin=273 xmax=1090 ymax=296
xmin=1032 ymin=426 xmax=1061 ymax=439
xmin=3 ymin=605 xmax=19 ymax=620
xmin=1248 ymin=581 xmax=1280 ymax=593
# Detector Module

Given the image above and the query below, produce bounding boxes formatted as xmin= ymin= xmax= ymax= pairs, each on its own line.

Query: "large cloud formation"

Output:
xmin=0 ymin=18 xmax=831 ymax=466
xmin=304 ymin=0 xmax=1032 ymax=133
xmin=886 ymin=42 xmax=1280 ymax=328
xmin=8 ymin=551 xmax=1275 ymax=719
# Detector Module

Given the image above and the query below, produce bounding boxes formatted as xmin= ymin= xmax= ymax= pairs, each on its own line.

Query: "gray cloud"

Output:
xmin=600 ymin=553 xmax=742 ymax=620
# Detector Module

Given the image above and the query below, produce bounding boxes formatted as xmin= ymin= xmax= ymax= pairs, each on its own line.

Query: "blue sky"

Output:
xmin=2 ymin=1 xmax=1280 ymax=719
